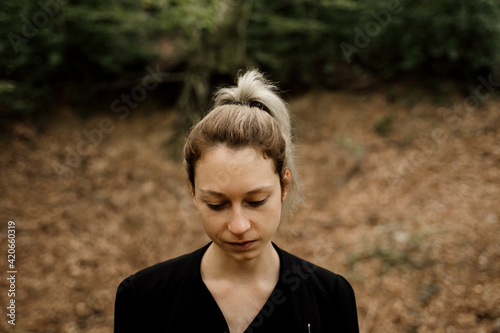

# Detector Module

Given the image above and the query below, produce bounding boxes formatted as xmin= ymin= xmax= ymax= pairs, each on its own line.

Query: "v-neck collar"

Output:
xmin=195 ymin=242 xmax=285 ymax=333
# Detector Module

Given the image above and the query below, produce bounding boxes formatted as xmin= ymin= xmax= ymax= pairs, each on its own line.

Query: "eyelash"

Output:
xmin=206 ymin=203 xmax=225 ymax=210
xmin=249 ymin=199 xmax=267 ymax=207
xmin=205 ymin=199 xmax=267 ymax=210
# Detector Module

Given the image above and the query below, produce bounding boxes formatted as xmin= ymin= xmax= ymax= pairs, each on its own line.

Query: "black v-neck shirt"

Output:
xmin=114 ymin=243 xmax=359 ymax=332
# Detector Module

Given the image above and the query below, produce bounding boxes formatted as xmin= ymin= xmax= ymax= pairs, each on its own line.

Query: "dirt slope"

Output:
xmin=1 ymin=90 xmax=499 ymax=332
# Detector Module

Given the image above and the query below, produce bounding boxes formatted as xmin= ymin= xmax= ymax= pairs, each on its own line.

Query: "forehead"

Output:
xmin=194 ymin=146 xmax=278 ymax=194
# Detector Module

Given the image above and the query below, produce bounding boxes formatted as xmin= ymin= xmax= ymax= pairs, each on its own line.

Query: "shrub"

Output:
xmin=1 ymin=0 xmax=161 ymax=115
xmin=246 ymin=0 xmax=500 ymax=89
xmin=2 ymin=0 xmax=499 ymax=115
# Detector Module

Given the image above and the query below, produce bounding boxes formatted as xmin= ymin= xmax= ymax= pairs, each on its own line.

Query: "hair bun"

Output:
xmin=214 ymin=69 xmax=291 ymax=137
xmin=231 ymin=100 xmax=270 ymax=113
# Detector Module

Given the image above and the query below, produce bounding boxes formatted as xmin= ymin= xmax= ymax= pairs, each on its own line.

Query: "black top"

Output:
xmin=114 ymin=243 xmax=359 ymax=333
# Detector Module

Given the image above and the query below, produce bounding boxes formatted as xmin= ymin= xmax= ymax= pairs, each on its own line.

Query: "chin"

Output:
xmin=230 ymin=249 xmax=262 ymax=262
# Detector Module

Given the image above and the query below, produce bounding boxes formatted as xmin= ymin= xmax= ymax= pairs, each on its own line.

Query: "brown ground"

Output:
xmin=1 ymin=89 xmax=500 ymax=333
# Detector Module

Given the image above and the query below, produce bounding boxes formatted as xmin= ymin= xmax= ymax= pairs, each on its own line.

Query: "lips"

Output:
xmin=230 ymin=241 xmax=253 ymax=245
xmin=228 ymin=240 xmax=256 ymax=250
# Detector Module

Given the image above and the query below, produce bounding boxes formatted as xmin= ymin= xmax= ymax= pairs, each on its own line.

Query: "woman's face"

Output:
xmin=193 ymin=146 xmax=288 ymax=262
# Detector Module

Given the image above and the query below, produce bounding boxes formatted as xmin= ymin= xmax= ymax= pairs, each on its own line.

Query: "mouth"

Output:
xmin=228 ymin=240 xmax=256 ymax=250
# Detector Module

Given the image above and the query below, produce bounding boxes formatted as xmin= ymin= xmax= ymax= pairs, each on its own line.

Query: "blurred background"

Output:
xmin=1 ymin=0 xmax=500 ymax=332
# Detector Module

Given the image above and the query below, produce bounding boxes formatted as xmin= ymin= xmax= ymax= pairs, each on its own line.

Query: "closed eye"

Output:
xmin=206 ymin=202 xmax=226 ymax=210
xmin=248 ymin=198 xmax=267 ymax=207
xmin=205 ymin=198 xmax=267 ymax=210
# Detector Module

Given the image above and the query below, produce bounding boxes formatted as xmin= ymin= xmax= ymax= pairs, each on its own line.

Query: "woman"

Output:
xmin=114 ymin=70 xmax=359 ymax=332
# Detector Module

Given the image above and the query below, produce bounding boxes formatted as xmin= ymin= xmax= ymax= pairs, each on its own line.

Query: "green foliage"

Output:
xmin=247 ymin=0 xmax=361 ymax=87
xmin=247 ymin=0 xmax=500 ymax=89
xmin=354 ymin=0 xmax=500 ymax=80
xmin=374 ymin=115 xmax=393 ymax=136
xmin=1 ymin=0 xmax=233 ymax=115
xmin=335 ymin=135 xmax=365 ymax=158
xmin=2 ymin=0 xmax=500 ymax=115
xmin=1 ymin=0 xmax=159 ymax=114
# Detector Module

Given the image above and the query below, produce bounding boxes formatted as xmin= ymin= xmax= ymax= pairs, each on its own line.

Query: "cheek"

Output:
xmin=198 ymin=209 xmax=226 ymax=230
xmin=259 ymin=198 xmax=283 ymax=225
xmin=199 ymin=216 xmax=219 ymax=238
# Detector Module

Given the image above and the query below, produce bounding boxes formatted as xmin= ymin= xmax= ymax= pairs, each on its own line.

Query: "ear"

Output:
xmin=190 ymin=184 xmax=197 ymax=205
xmin=281 ymin=168 xmax=291 ymax=201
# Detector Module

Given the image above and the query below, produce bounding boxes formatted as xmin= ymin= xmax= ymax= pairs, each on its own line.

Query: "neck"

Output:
xmin=201 ymin=242 xmax=280 ymax=284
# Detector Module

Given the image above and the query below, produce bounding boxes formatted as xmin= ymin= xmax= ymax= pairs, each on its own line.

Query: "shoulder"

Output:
xmin=114 ymin=244 xmax=210 ymax=331
xmin=275 ymin=244 xmax=356 ymax=301
xmin=273 ymin=244 xmax=359 ymax=331
xmin=116 ymin=244 xmax=208 ymax=297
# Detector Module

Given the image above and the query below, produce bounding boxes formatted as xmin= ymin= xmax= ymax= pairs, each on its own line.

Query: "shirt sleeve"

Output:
xmin=335 ymin=275 xmax=360 ymax=332
xmin=114 ymin=275 xmax=140 ymax=333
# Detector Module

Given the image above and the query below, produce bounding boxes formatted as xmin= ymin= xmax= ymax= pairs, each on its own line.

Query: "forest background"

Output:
xmin=1 ymin=0 xmax=500 ymax=332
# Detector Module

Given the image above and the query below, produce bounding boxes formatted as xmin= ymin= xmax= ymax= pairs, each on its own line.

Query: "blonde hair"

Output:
xmin=184 ymin=69 xmax=301 ymax=212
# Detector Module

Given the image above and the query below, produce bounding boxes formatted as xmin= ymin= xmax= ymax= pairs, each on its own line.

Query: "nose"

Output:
xmin=227 ymin=206 xmax=251 ymax=236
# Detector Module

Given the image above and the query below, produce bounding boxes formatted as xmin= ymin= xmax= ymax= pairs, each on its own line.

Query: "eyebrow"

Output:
xmin=199 ymin=185 xmax=274 ymax=197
